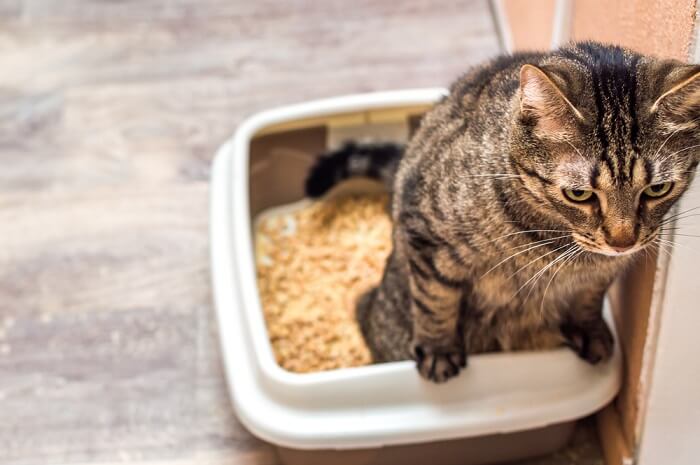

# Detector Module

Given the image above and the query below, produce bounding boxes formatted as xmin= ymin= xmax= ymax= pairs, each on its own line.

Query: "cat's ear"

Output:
xmin=651 ymin=63 xmax=700 ymax=131
xmin=518 ymin=64 xmax=584 ymax=140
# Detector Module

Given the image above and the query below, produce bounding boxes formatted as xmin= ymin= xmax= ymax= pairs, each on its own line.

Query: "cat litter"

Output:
xmin=254 ymin=194 xmax=391 ymax=373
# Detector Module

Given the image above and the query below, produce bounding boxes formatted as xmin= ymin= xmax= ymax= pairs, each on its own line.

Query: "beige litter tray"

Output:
xmin=209 ymin=89 xmax=622 ymax=465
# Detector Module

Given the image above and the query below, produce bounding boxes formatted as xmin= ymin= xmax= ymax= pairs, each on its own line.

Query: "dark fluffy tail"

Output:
xmin=304 ymin=141 xmax=404 ymax=198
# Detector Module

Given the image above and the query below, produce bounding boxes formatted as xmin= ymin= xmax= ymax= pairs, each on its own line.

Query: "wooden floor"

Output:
xmin=0 ymin=1 xmax=506 ymax=464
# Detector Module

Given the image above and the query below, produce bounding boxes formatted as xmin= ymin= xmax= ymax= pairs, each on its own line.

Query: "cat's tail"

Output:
xmin=304 ymin=141 xmax=404 ymax=198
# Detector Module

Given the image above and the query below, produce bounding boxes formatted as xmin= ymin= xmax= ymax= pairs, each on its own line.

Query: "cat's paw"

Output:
xmin=561 ymin=320 xmax=614 ymax=364
xmin=412 ymin=342 xmax=467 ymax=383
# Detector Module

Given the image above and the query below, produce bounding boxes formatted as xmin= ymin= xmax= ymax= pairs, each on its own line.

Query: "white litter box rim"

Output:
xmin=210 ymin=88 xmax=622 ymax=450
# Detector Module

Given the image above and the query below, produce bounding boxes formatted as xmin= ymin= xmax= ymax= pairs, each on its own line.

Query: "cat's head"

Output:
xmin=510 ymin=42 xmax=700 ymax=257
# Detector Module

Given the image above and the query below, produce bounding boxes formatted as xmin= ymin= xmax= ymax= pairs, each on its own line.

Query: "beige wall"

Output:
xmin=571 ymin=0 xmax=696 ymax=60
xmin=502 ymin=0 xmax=556 ymax=51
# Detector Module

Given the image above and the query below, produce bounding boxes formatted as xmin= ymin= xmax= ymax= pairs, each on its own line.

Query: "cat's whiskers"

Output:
xmin=656 ymin=236 xmax=700 ymax=254
xmin=659 ymin=232 xmax=700 ymax=239
xmin=509 ymin=235 xmax=570 ymax=250
xmin=655 ymin=236 xmax=700 ymax=256
xmin=479 ymin=229 xmax=570 ymax=245
xmin=539 ymin=246 xmax=584 ymax=315
xmin=651 ymin=241 xmax=674 ymax=260
xmin=506 ymin=242 xmax=574 ymax=281
xmin=512 ymin=243 xmax=577 ymax=302
xmin=464 ymin=173 xmax=521 ymax=178
xmin=653 ymin=169 xmax=698 ymax=178
xmin=563 ymin=140 xmax=588 ymax=162
xmin=479 ymin=238 xmax=563 ymax=279
xmin=660 ymin=224 xmax=700 ymax=233
xmin=651 ymin=118 xmax=700 ymax=161
xmin=658 ymin=214 xmax=700 ymax=230
xmin=641 ymin=244 xmax=651 ymax=268
xmin=655 ymin=237 xmax=678 ymax=248
xmin=652 ymin=129 xmax=682 ymax=161
xmin=657 ymin=143 xmax=700 ymax=165
xmin=526 ymin=246 xmax=580 ymax=304
xmin=658 ymin=206 xmax=700 ymax=227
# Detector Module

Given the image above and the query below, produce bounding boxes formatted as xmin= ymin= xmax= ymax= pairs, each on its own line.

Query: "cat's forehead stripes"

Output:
xmin=590 ymin=164 xmax=600 ymax=188
xmin=562 ymin=44 xmax=643 ymax=185
xmin=643 ymin=158 xmax=654 ymax=184
xmin=628 ymin=156 xmax=643 ymax=182
xmin=592 ymin=158 xmax=614 ymax=189
xmin=588 ymin=155 xmax=650 ymax=191
xmin=640 ymin=158 xmax=654 ymax=184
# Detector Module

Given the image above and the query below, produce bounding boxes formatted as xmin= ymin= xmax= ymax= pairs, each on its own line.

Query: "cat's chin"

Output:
xmin=576 ymin=243 xmax=646 ymax=257
xmin=593 ymin=248 xmax=642 ymax=257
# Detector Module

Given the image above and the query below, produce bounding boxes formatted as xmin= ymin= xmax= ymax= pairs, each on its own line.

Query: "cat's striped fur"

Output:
xmin=306 ymin=42 xmax=700 ymax=383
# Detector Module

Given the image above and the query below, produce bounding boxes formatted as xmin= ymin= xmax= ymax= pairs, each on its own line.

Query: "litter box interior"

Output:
xmin=247 ymin=105 xmax=432 ymax=373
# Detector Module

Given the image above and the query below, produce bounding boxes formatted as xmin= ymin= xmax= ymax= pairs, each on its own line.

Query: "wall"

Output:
xmin=571 ymin=0 xmax=696 ymax=60
xmin=500 ymin=0 xmax=556 ymax=51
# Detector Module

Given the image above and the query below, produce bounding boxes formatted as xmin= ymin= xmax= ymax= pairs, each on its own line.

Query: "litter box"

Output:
xmin=209 ymin=89 xmax=622 ymax=465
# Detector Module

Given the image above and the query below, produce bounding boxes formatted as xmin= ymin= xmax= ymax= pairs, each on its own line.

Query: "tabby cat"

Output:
xmin=305 ymin=42 xmax=699 ymax=383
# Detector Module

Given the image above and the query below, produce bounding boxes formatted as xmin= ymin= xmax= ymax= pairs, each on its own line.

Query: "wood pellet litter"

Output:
xmin=255 ymin=193 xmax=392 ymax=373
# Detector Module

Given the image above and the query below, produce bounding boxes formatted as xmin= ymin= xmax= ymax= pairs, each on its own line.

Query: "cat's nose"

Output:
xmin=604 ymin=222 xmax=637 ymax=252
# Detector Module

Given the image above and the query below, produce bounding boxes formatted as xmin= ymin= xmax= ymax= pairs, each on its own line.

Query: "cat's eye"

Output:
xmin=563 ymin=188 xmax=594 ymax=203
xmin=643 ymin=182 xmax=673 ymax=198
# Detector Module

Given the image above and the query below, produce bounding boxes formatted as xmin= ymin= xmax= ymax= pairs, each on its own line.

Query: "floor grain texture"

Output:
xmin=0 ymin=1 xmax=599 ymax=464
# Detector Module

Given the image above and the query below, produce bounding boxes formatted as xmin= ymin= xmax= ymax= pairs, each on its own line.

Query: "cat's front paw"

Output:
xmin=412 ymin=342 xmax=467 ymax=383
xmin=561 ymin=319 xmax=614 ymax=364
